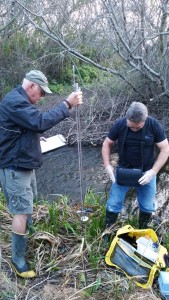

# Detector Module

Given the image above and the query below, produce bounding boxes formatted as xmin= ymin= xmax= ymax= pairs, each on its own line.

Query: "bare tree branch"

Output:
xmin=1 ymin=0 xmax=169 ymax=100
xmin=14 ymin=0 xmax=146 ymax=97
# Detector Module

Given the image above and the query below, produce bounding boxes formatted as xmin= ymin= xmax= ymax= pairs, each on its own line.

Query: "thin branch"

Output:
xmin=15 ymin=0 xmax=145 ymax=98
xmin=0 ymin=14 xmax=19 ymax=33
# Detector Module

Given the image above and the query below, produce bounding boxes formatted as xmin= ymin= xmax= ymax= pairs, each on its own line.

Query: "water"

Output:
xmin=36 ymin=145 xmax=169 ymax=218
xmin=36 ymin=145 xmax=106 ymax=203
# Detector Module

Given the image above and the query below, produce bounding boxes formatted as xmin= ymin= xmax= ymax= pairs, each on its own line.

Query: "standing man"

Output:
xmin=0 ymin=70 xmax=83 ymax=278
xmin=102 ymin=102 xmax=169 ymax=231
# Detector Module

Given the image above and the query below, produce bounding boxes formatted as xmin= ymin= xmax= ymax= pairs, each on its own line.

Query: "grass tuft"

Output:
xmin=0 ymin=190 xmax=166 ymax=299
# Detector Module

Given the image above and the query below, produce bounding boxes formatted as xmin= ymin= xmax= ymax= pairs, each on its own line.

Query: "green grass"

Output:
xmin=0 ymin=189 xmax=169 ymax=299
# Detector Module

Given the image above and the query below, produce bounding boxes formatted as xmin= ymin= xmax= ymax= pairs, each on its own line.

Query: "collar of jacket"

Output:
xmin=16 ymin=85 xmax=30 ymax=102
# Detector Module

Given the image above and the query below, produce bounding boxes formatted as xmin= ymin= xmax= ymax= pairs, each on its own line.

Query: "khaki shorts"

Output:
xmin=0 ymin=168 xmax=37 ymax=215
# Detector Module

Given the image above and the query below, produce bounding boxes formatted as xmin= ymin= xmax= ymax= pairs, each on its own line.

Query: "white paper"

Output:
xmin=40 ymin=134 xmax=67 ymax=153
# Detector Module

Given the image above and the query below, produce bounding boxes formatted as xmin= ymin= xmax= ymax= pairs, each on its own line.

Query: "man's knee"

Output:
xmin=12 ymin=214 xmax=28 ymax=234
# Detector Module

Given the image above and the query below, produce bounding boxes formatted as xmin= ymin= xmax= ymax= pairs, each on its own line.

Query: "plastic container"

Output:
xmin=136 ymin=237 xmax=158 ymax=262
xmin=158 ymin=271 xmax=169 ymax=300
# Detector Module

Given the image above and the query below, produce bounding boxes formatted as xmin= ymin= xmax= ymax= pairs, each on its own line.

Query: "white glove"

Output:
xmin=139 ymin=169 xmax=156 ymax=185
xmin=105 ymin=165 xmax=116 ymax=183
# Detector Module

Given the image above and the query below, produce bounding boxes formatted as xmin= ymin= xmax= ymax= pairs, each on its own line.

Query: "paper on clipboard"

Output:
xmin=40 ymin=134 xmax=67 ymax=153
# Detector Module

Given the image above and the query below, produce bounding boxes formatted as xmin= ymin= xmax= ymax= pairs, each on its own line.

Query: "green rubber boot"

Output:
xmin=11 ymin=232 xmax=36 ymax=278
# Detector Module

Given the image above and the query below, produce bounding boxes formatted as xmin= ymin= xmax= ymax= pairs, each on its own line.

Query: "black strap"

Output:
xmin=140 ymin=125 xmax=146 ymax=166
xmin=119 ymin=125 xmax=128 ymax=160
xmin=119 ymin=119 xmax=146 ymax=167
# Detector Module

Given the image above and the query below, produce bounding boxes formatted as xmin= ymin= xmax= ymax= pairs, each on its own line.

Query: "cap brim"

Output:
xmin=41 ymin=85 xmax=53 ymax=94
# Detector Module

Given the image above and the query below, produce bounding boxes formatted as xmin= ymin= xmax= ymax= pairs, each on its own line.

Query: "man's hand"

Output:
xmin=40 ymin=137 xmax=47 ymax=142
xmin=66 ymin=90 xmax=83 ymax=108
xmin=139 ymin=169 xmax=156 ymax=185
xmin=105 ymin=165 xmax=116 ymax=183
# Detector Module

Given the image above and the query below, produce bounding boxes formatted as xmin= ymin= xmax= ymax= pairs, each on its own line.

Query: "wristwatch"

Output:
xmin=64 ymin=99 xmax=72 ymax=109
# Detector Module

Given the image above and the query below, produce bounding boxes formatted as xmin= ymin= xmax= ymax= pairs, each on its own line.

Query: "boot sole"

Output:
xmin=11 ymin=261 xmax=36 ymax=278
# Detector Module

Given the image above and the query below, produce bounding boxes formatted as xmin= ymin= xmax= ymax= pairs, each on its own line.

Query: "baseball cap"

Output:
xmin=25 ymin=70 xmax=52 ymax=94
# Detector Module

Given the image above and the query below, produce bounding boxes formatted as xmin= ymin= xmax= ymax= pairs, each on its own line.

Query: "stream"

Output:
xmin=36 ymin=145 xmax=169 ymax=220
xmin=36 ymin=145 xmax=105 ymax=202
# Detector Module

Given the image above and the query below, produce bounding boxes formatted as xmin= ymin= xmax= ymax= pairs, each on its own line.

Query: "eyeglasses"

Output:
xmin=34 ymin=83 xmax=45 ymax=97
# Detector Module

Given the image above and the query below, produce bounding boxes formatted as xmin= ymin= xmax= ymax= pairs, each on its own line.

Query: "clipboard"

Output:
xmin=40 ymin=134 xmax=67 ymax=153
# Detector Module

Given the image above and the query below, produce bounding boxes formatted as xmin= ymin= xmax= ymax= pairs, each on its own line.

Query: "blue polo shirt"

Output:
xmin=108 ymin=116 xmax=166 ymax=171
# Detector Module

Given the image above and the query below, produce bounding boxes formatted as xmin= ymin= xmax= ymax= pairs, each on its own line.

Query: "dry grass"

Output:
xmin=0 ymin=195 xmax=165 ymax=300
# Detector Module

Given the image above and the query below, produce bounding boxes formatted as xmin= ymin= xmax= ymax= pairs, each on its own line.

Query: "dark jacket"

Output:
xmin=0 ymin=85 xmax=70 ymax=169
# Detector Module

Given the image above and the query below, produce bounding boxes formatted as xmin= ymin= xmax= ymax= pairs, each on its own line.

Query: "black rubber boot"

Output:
xmin=139 ymin=210 xmax=152 ymax=229
xmin=105 ymin=210 xmax=119 ymax=228
xmin=11 ymin=232 xmax=36 ymax=278
xmin=102 ymin=210 xmax=118 ymax=242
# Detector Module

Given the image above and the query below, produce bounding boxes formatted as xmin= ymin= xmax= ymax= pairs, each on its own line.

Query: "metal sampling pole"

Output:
xmin=73 ymin=65 xmax=88 ymax=222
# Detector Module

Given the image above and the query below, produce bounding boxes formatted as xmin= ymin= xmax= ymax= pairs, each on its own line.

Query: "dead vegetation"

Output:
xmin=37 ymin=91 xmax=169 ymax=147
xmin=0 ymin=192 xmax=166 ymax=300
